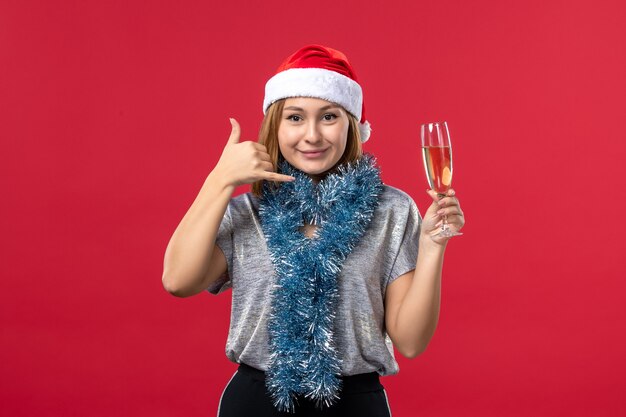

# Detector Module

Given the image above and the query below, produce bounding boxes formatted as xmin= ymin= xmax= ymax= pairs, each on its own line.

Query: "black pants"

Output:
xmin=217 ymin=363 xmax=392 ymax=417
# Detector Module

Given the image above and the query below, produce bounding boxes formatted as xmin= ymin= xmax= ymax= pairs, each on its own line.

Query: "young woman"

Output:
xmin=162 ymin=45 xmax=465 ymax=417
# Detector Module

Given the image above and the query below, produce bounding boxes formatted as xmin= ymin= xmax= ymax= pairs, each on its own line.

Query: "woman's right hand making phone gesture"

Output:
xmin=212 ymin=118 xmax=295 ymax=187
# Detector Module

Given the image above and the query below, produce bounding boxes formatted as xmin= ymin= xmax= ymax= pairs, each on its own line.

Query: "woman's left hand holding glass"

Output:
xmin=421 ymin=188 xmax=465 ymax=246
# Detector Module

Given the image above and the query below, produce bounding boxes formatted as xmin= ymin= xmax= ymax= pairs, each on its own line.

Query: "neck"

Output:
xmin=308 ymin=172 xmax=327 ymax=184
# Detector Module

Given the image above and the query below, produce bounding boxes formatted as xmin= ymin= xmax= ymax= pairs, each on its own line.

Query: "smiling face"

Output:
xmin=277 ymin=97 xmax=350 ymax=176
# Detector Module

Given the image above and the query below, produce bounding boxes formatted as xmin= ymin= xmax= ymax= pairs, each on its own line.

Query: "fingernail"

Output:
xmin=437 ymin=209 xmax=445 ymax=215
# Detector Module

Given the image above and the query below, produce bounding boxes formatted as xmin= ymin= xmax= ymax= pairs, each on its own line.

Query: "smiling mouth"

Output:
xmin=299 ymin=149 xmax=328 ymax=159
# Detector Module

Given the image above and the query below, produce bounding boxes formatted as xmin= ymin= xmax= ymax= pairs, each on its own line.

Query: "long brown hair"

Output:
xmin=251 ymin=99 xmax=363 ymax=196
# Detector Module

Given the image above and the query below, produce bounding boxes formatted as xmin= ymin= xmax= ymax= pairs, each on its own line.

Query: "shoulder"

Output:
xmin=229 ymin=191 xmax=257 ymax=206
xmin=226 ymin=192 xmax=260 ymax=217
xmin=378 ymin=184 xmax=418 ymax=212
xmin=374 ymin=184 xmax=422 ymax=226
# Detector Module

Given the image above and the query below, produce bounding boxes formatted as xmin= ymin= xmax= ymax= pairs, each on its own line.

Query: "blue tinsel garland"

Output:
xmin=258 ymin=154 xmax=383 ymax=413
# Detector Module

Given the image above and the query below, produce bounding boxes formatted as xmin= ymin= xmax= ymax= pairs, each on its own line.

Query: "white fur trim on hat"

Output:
xmin=263 ymin=68 xmax=363 ymax=121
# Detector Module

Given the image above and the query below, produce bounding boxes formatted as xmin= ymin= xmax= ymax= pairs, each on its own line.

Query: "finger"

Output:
xmin=242 ymin=141 xmax=269 ymax=156
xmin=228 ymin=118 xmax=241 ymax=144
xmin=255 ymin=150 xmax=272 ymax=163
xmin=437 ymin=196 xmax=460 ymax=208
xmin=436 ymin=206 xmax=464 ymax=217
xmin=249 ymin=142 xmax=269 ymax=153
xmin=447 ymin=188 xmax=456 ymax=197
xmin=248 ymin=140 xmax=267 ymax=152
xmin=257 ymin=160 xmax=274 ymax=171
xmin=445 ymin=214 xmax=465 ymax=226
xmin=243 ymin=141 xmax=270 ymax=154
xmin=443 ymin=216 xmax=465 ymax=231
xmin=261 ymin=172 xmax=296 ymax=182
xmin=427 ymin=219 xmax=444 ymax=233
xmin=426 ymin=189 xmax=441 ymax=202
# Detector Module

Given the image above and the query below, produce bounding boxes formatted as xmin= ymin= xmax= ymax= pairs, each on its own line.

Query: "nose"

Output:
xmin=304 ymin=121 xmax=323 ymax=143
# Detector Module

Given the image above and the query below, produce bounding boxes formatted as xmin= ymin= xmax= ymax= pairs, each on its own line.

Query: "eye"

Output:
xmin=322 ymin=113 xmax=338 ymax=121
xmin=286 ymin=114 xmax=302 ymax=122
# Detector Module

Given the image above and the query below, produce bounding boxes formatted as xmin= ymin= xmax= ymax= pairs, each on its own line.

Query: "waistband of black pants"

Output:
xmin=237 ymin=362 xmax=384 ymax=394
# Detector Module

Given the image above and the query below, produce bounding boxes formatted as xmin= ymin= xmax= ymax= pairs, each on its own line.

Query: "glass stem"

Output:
xmin=437 ymin=192 xmax=448 ymax=232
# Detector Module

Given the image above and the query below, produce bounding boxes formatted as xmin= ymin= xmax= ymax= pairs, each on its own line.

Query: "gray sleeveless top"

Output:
xmin=207 ymin=185 xmax=421 ymax=376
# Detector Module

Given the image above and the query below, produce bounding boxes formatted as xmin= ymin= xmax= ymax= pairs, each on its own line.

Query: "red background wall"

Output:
xmin=1 ymin=0 xmax=625 ymax=416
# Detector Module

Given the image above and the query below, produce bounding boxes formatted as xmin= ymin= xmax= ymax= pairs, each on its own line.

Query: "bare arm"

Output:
xmin=385 ymin=189 xmax=465 ymax=358
xmin=384 ymin=239 xmax=444 ymax=358
xmin=161 ymin=118 xmax=295 ymax=298
xmin=161 ymin=172 xmax=234 ymax=297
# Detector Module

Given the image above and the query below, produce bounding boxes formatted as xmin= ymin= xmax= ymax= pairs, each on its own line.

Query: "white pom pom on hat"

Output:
xmin=263 ymin=45 xmax=371 ymax=143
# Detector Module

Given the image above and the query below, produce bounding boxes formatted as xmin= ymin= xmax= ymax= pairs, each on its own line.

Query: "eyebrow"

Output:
xmin=283 ymin=105 xmax=340 ymax=111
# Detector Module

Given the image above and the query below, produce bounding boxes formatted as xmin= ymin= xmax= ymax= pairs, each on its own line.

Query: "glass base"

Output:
xmin=436 ymin=224 xmax=462 ymax=238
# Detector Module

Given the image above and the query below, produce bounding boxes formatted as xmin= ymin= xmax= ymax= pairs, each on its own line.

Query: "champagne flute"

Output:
xmin=421 ymin=121 xmax=462 ymax=237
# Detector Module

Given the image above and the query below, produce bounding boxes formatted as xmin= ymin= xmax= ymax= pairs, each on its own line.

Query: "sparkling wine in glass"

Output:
xmin=421 ymin=121 xmax=462 ymax=237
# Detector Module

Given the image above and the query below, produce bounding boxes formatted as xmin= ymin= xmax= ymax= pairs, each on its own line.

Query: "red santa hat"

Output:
xmin=263 ymin=44 xmax=371 ymax=143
